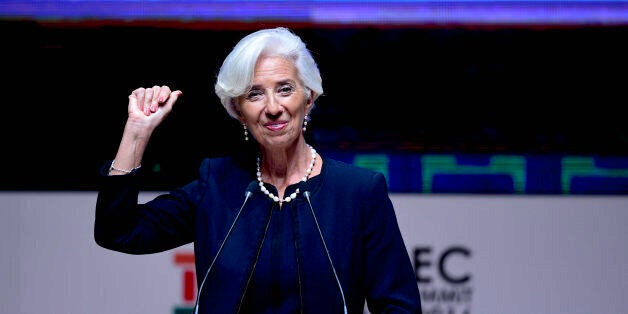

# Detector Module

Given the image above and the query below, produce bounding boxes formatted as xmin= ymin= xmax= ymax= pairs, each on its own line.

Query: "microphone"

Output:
xmin=193 ymin=181 xmax=258 ymax=314
xmin=303 ymin=190 xmax=348 ymax=314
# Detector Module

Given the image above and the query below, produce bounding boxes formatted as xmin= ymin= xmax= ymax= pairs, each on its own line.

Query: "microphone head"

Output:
xmin=303 ymin=191 xmax=311 ymax=201
xmin=245 ymin=180 xmax=259 ymax=197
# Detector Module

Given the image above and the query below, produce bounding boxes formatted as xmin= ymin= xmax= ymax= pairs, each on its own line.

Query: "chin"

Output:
xmin=262 ymin=135 xmax=298 ymax=148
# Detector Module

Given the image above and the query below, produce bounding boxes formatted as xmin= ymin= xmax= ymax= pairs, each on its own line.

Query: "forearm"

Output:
xmin=95 ymin=164 xmax=198 ymax=254
xmin=109 ymin=119 xmax=153 ymax=175
xmin=94 ymin=173 xmax=144 ymax=252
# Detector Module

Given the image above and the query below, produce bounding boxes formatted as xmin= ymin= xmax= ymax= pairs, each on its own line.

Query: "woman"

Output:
xmin=95 ymin=27 xmax=421 ymax=313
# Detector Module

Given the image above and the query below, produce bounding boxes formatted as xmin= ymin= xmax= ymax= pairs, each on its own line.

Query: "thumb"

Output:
xmin=162 ymin=90 xmax=183 ymax=112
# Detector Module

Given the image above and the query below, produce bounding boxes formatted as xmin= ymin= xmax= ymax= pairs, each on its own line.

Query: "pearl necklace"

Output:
xmin=256 ymin=145 xmax=317 ymax=203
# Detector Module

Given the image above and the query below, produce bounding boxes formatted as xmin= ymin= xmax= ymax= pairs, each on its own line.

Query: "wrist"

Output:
xmin=108 ymin=160 xmax=142 ymax=176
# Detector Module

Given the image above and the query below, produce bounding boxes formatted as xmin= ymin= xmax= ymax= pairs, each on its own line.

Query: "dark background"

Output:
xmin=2 ymin=21 xmax=627 ymax=190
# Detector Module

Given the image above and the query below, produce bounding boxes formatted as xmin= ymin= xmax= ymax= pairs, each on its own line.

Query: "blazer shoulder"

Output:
xmin=323 ymin=157 xmax=388 ymax=192
xmin=325 ymin=157 xmax=384 ymax=179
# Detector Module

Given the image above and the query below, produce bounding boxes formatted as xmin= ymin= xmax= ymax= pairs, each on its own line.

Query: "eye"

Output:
xmin=278 ymin=84 xmax=295 ymax=95
xmin=245 ymin=89 xmax=263 ymax=101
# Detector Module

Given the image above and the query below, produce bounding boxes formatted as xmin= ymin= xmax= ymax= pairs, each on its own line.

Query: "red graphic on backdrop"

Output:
xmin=174 ymin=251 xmax=196 ymax=304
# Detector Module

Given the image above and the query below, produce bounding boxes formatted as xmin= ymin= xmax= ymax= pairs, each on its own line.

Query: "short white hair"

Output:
xmin=214 ymin=27 xmax=323 ymax=119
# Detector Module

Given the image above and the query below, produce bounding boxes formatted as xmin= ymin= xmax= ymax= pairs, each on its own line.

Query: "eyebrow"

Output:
xmin=249 ymin=79 xmax=297 ymax=90
xmin=278 ymin=79 xmax=296 ymax=85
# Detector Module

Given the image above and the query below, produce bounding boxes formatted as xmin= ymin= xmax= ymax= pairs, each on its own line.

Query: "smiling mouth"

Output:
xmin=265 ymin=122 xmax=287 ymax=131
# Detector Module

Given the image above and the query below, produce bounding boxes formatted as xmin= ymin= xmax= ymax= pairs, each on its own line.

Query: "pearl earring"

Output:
xmin=242 ymin=123 xmax=249 ymax=141
xmin=302 ymin=115 xmax=310 ymax=132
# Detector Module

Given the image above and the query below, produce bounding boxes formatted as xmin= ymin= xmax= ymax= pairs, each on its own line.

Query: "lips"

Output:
xmin=264 ymin=121 xmax=288 ymax=131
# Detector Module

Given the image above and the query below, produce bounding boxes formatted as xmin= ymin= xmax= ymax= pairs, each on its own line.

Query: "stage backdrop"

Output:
xmin=1 ymin=191 xmax=626 ymax=314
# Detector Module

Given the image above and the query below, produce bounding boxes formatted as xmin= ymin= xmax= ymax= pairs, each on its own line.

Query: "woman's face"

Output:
xmin=237 ymin=55 xmax=312 ymax=149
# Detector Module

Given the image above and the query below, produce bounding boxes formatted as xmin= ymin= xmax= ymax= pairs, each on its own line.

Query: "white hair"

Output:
xmin=214 ymin=27 xmax=324 ymax=119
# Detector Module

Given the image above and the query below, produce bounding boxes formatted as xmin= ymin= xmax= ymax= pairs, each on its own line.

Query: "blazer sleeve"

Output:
xmin=93 ymin=160 xmax=203 ymax=254
xmin=362 ymin=172 xmax=422 ymax=313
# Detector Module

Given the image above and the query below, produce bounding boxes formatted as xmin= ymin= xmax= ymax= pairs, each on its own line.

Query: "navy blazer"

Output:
xmin=95 ymin=154 xmax=422 ymax=313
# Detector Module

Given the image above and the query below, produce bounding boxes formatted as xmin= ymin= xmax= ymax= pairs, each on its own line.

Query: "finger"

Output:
xmin=162 ymin=90 xmax=182 ymax=113
xmin=128 ymin=93 xmax=139 ymax=115
xmin=149 ymin=85 xmax=161 ymax=113
xmin=144 ymin=88 xmax=154 ymax=115
xmin=157 ymin=85 xmax=172 ymax=105
xmin=131 ymin=88 xmax=146 ymax=115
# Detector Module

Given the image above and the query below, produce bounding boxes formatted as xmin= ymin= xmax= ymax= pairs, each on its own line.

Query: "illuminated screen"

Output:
xmin=1 ymin=0 xmax=628 ymax=26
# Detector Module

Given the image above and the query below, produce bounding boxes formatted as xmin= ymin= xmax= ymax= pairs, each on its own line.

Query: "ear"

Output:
xmin=233 ymin=100 xmax=245 ymax=123
xmin=238 ymin=114 xmax=247 ymax=125
xmin=305 ymin=90 xmax=314 ymax=113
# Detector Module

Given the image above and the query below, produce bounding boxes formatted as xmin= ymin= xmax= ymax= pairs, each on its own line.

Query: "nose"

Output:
xmin=265 ymin=93 xmax=284 ymax=117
